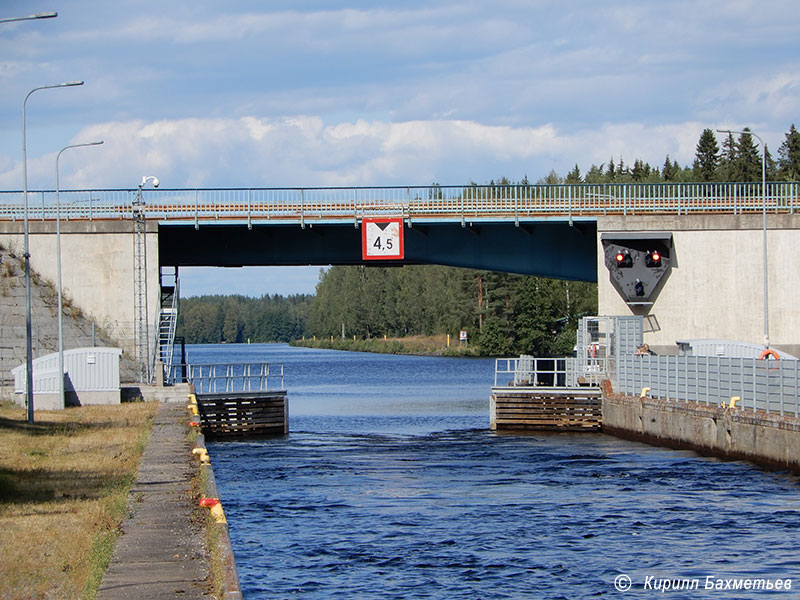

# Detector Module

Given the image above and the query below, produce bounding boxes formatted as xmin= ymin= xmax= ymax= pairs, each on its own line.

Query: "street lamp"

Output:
xmin=22 ymin=80 xmax=84 ymax=423
xmin=55 ymin=141 xmax=103 ymax=409
xmin=717 ymin=128 xmax=769 ymax=348
xmin=0 ymin=12 xmax=57 ymax=24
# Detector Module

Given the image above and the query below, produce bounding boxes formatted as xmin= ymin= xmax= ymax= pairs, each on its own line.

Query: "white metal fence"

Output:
xmin=494 ymin=356 xmax=612 ymax=388
xmin=616 ymin=354 xmax=800 ymax=416
xmin=495 ymin=353 xmax=800 ymax=417
xmin=179 ymin=362 xmax=285 ymax=394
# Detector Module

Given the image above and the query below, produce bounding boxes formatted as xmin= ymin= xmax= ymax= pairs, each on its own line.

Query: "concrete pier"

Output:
xmin=603 ymin=392 xmax=800 ymax=472
xmin=97 ymin=402 xmax=209 ymax=599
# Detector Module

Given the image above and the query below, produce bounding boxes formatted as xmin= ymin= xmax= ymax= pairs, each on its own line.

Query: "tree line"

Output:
xmin=309 ymin=265 xmax=596 ymax=356
xmin=175 ymin=293 xmax=313 ymax=344
xmin=527 ymin=124 xmax=800 ymax=185
xmin=176 ymin=266 xmax=597 ymax=357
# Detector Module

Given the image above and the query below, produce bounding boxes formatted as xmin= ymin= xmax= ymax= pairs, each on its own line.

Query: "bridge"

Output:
xmin=2 ymin=181 xmax=799 ymax=381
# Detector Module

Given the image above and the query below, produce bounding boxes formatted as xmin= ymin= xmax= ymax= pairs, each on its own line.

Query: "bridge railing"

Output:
xmin=173 ymin=362 xmax=285 ymax=394
xmin=1 ymin=182 xmax=798 ymax=223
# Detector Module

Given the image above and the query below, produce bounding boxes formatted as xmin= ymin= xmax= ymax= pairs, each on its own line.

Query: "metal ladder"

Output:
xmin=157 ymin=267 xmax=179 ymax=383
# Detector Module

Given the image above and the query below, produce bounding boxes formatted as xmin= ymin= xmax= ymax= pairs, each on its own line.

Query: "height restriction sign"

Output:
xmin=362 ymin=218 xmax=404 ymax=261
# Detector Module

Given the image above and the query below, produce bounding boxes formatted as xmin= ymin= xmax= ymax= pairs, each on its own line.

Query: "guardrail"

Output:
xmin=617 ymin=354 xmax=800 ymax=416
xmin=494 ymin=356 xmax=611 ymax=388
xmin=177 ymin=362 xmax=285 ymax=394
xmin=1 ymin=181 xmax=798 ymax=224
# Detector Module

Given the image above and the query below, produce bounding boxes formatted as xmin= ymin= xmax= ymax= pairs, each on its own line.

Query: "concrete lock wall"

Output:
xmin=603 ymin=393 xmax=800 ymax=472
xmin=597 ymin=214 xmax=800 ymax=357
xmin=0 ymin=220 xmax=161 ymax=360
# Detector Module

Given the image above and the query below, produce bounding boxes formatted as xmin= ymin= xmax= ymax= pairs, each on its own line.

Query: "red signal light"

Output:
xmin=645 ymin=250 xmax=662 ymax=268
xmin=614 ymin=250 xmax=633 ymax=268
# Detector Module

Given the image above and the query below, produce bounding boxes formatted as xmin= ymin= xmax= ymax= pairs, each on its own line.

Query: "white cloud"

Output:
xmin=0 ymin=115 xmax=730 ymax=190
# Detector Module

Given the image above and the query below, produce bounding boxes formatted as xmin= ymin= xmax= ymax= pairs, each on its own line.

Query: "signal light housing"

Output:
xmin=645 ymin=250 xmax=662 ymax=268
xmin=601 ymin=233 xmax=673 ymax=305
xmin=615 ymin=251 xmax=633 ymax=268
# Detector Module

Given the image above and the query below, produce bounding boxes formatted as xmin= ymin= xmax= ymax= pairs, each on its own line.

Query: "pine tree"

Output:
xmin=565 ymin=164 xmax=582 ymax=183
xmin=778 ymin=124 xmax=800 ymax=181
xmin=662 ymin=155 xmax=679 ymax=181
xmin=693 ymin=129 xmax=719 ymax=182
xmin=733 ymin=128 xmax=762 ymax=182
xmin=718 ymin=132 xmax=737 ymax=181
xmin=584 ymin=164 xmax=605 ymax=184
xmin=605 ymin=157 xmax=616 ymax=181
xmin=765 ymin=145 xmax=777 ymax=181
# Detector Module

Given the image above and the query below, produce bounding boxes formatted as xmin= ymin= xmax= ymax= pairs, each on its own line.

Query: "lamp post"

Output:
xmin=56 ymin=141 xmax=103 ymax=409
xmin=0 ymin=12 xmax=57 ymax=24
xmin=22 ymin=80 xmax=84 ymax=423
xmin=717 ymin=128 xmax=768 ymax=348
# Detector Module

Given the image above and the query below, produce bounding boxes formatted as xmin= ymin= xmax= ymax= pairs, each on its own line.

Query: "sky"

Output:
xmin=1 ymin=1 xmax=798 ymax=296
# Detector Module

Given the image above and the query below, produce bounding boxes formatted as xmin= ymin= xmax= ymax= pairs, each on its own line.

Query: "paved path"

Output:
xmin=98 ymin=402 xmax=209 ymax=599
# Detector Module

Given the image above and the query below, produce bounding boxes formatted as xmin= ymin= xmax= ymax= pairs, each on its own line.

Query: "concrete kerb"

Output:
xmin=192 ymin=422 xmax=243 ymax=598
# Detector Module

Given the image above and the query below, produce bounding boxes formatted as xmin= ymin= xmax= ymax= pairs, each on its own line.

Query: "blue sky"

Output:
xmin=1 ymin=1 xmax=798 ymax=296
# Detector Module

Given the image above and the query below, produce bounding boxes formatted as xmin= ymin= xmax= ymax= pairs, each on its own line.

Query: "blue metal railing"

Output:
xmin=1 ymin=181 xmax=797 ymax=224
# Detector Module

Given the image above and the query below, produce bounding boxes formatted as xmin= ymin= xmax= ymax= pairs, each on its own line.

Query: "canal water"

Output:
xmin=196 ymin=343 xmax=800 ymax=599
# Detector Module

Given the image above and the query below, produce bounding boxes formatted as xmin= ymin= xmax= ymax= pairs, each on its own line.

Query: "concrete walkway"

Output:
xmin=98 ymin=402 xmax=209 ymax=599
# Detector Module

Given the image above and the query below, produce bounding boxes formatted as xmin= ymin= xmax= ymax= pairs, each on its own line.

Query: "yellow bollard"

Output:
xmin=209 ymin=503 xmax=227 ymax=524
xmin=199 ymin=497 xmax=227 ymax=523
xmin=192 ymin=447 xmax=210 ymax=465
xmin=447 ymin=334 xmax=451 ymax=348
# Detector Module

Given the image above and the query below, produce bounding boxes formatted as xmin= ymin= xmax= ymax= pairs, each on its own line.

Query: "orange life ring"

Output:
xmin=759 ymin=349 xmax=780 ymax=361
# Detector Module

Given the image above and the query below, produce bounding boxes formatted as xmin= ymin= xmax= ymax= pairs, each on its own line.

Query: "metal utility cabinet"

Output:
xmin=12 ymin=347 xmax=123 ymax=410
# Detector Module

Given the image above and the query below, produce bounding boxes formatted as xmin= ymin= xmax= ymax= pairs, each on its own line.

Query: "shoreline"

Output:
xmin=290 ymin=334 xmax=482 ymax=357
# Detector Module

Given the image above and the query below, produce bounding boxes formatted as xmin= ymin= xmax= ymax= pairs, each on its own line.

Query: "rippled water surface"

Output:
xmin=197 ymin=344 xmax=800 ymax=599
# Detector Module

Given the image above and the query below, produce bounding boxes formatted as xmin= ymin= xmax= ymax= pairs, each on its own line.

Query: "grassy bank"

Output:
xmin=0 ymin=401 xmax=158 ymax=600
xmin=291 ymin=333 xmax=481 ymax=357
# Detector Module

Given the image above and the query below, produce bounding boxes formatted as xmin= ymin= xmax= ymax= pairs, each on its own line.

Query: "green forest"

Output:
xmin=175 ymin=125 xmax=800 ymax=354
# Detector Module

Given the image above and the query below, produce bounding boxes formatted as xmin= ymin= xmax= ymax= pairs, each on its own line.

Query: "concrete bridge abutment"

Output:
xmin=0 ymin=220 xmax=161 ymax=367
xmin=597 ymin=214 xmax=800 ymax=357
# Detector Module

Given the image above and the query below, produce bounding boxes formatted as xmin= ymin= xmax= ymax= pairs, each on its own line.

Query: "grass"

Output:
xmin=292 ymin=333 xmax=481 ymax=356
xmin=0 ymin=400 xmax=158 ymax=600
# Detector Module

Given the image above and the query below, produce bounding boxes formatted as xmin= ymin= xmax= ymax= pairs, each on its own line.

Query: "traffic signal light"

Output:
xmin=615 ymin=250 xmax=633 ymax=268
xmin=601 ymin=233 xmax=673 ymax=304
xmin=645 ymin=250 xmax=662 ymax=268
